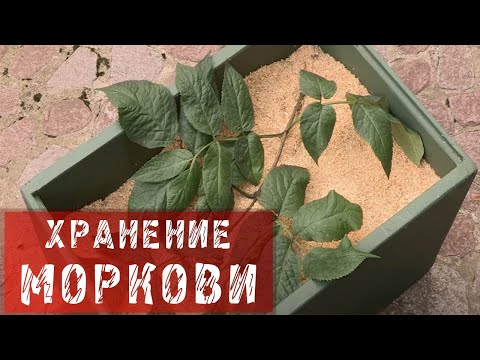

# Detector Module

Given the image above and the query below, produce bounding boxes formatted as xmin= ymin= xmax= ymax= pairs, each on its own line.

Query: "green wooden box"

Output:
xmin=21 ymin=45 xmax=477 ymax=314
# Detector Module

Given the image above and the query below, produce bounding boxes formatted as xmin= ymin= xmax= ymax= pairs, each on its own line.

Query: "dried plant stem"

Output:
xmin=232 ymin=185 xmax=256 ymax=199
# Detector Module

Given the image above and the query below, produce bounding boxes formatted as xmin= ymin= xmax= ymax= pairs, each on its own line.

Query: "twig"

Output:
xmin=324 ymin=100 xmax=352 ymax=106
xmin=258 ymin=133 xmax=284 ymax=139
xmin=272 ymin=93 xmax=305 ymax=168
xmin=232 ymin=185 xmax=256 ymax=199
xmin=245 ymin=93 xmax=305 ymax=211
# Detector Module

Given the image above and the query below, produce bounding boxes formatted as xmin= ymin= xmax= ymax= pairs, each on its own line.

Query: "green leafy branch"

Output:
xmin=100 ymin=52 xmax=425 ymax=305
xmin=298 ymin=70 xmax=424 ymax=176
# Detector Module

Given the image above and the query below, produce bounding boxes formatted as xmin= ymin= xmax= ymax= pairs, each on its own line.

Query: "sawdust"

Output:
xmin=83 ymin=180 xmax=134 ymax=210
xmin=83 ymin=45 xmax=440 ymax=255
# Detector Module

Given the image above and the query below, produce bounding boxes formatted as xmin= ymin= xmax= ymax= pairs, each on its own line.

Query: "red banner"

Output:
xmin=3 ymin=211 xmax=273 ymax=314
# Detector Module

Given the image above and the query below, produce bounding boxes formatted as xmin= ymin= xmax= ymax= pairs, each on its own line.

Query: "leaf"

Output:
xmin=299 ymin=70 xmax=337 ymax=100
xmin=346 ymin=93 xmax=389 ymax=113
xmin=203 ymin=142 xmax=234 ymax=211
xmin=300 ymin=103 xmax=336 ymax=163
xmin=346 ymin=93 xmax=393 ymax=176
xmin=178 ymin=106 xmax=213 ymax=155
xmin=303 ymin=235 xmax=379 ymax=281
xmin=128 ymin=180 xmax=171 ymax=211
xmin=275 ymin=234 xmax=301 ymax=305
xmin=292 ymin=190 xmax=363 ymax=242
xmin=222 ymin=141 xmax=251 ymax=187
xmin=101 ymin=81 xmax=178 ymax=149
xmin=166 ymin=161 xmax=202 ymax=211
xmin=221 ymin=63 xmax=255 ymax=133
xmin=273 ymin=222 xmax=282 ymax=236
xmin=390 ymin=116 xmax=424 ymax=166
xmin=234 ymin=133 xmax=264 ymax=186
xmin=195 ymin=54 xmax=215 ymax=86
xmin=258 ymin=165 xmax=310 ymax=217
xmin=133 ymin=149 xmax=193 ymax=183
xmin=195 ymin=53 xmax=220 ymax=99
xmin=176 ymin=63 xmax=222 ymax=136
xmin=231 ymin=162 xmax=249 ymax=187
xmin=349 ymin=98 xmax=393 ymax=177
xmin=196 ymin=181 xmax=211 ymax=211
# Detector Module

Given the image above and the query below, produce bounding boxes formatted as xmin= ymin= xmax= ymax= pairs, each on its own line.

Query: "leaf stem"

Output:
xmin=323 ymin=100 xmax=352 ymax=106
xmin=255 ymin=101 xmax=350 ymax=141
xmin=276 ymin=219 xmax=295 ymax=239
xmin=258 ymin=107 xmax=310 ymax=138
xmin=219 ymin=132 xmax=285 ymax=141
xmin=232 ymin=185 xmax=256 ymax=199
xmin=284 ymin=117 xmax=302 ymax=133
xmin=258 ymin=133 xmax=284 ymax=139
xmin=193 ymin=141 xmax=213 ymax=161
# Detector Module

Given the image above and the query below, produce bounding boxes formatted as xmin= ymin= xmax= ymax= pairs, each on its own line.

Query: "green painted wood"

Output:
xmin=21 ymin=45 xmax=478 ymax=314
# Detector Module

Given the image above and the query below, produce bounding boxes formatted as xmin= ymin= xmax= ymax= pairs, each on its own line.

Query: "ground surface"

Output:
xmin=0 ymin=45 xmax=479 ymax=314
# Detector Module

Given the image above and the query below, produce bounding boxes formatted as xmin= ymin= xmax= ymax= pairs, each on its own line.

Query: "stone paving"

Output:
xmin=0 ymin=45 xmax=479 ymax=314
xmin=375 ymin=45 xmax=480 ymax=314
